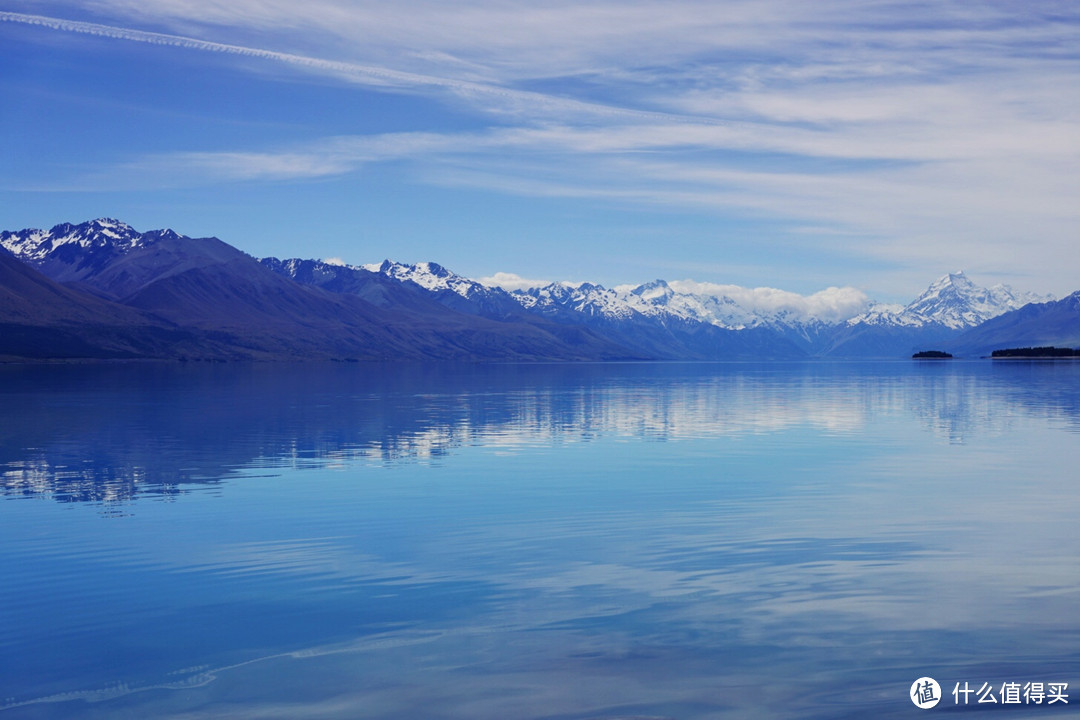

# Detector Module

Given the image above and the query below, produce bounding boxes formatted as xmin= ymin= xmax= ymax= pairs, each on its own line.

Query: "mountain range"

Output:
xmin=1 ymin=218 xmax=1076 ymax=362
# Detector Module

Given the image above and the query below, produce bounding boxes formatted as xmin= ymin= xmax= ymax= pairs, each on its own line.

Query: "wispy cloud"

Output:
xmin=0 ymin=10 xmax=693 ymax=125
xmin=5 ymin=2 xmax=1080 ymax=293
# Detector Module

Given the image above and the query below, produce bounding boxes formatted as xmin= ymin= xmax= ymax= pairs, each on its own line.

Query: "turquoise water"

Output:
xmin=1 ymin=361 xmax=1078 ymax=718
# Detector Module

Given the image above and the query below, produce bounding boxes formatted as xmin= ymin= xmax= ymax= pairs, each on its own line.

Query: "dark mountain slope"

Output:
xmin=950 ymin=293 xmax=1080 ymax=356
xmin=118 ymin=248 xmax=638 ymax=361
xmin=821 ymin=323 xmax=961 ymax=358
xmin=0 ymin=247 xmax=215 ymax=360
xmin=260 ymin=257 xmax=480 ymax=313
xmin=261 ymin=257 xmax=640 ymax=358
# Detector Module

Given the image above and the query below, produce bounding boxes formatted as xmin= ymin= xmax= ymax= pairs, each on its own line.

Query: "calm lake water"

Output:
xmin=1 ymin=360 xmax=1079 ymax=719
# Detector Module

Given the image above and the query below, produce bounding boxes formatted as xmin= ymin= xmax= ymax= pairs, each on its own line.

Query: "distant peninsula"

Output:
xmin=991 ymin=346 xmax=1080 ymax=358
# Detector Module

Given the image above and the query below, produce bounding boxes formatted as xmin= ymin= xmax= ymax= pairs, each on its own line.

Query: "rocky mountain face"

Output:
xmin=1 ymin=219 xmax=1073 ymax=361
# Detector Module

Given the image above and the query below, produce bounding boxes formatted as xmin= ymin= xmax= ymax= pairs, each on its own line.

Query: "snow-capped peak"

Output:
xmin=630 ymin=279 xmax=675 ymax=302
xmin=514 ymin=281 xmax=640 ymax=319
xmin=929 ymin=270 xmax=972 ymax=290
xmin=509 ymin=277 xmax=872 ymax=331
xmin=86 ymin=217 xmax=134 ymax=239
xmin=361 ymin=259 xmax=391 ymax=274
xmin=849 ymin=271 xmax=1053 ymax=329
xmin=365 ymin=259 xmax=493 ymax=300
xmin=143 ymin=228 xmax=183 ymax=242
xmin=0 ymin=218 xmax=149 ymax=264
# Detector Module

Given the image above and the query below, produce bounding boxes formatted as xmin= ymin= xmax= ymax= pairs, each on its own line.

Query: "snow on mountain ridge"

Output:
xmin=276 ymin=257 xmax=351 ymax=284
xmin=1 ymin=218 xmax=148 ymax=262
xmin=360 ymin=261 xmax=1036 ymax=333
xmin=849 ymin=271 xmax=1051 ymax=329
xmin=0 ymin=219 xmax=1054 ymax=335
xmin=625 ymin=280 xmax=872 ymax=330
xmin=620 ymin=280 xmax=759 ymax=329
xmin=365 ymin=259 xmax=508 ymax=303
xmin=513 ymin=281 xmax=641 ymax=321
xmin=511 ymin=279 xmax=798 ymax=330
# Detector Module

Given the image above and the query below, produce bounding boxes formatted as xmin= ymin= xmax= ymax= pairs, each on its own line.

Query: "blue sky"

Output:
xmin=2 ymin=1 xmax=1079 ymax=301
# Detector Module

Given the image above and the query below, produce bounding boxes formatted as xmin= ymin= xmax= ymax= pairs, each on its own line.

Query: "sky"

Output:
xmin=1 ymin=1 xmax=1079 ymax=302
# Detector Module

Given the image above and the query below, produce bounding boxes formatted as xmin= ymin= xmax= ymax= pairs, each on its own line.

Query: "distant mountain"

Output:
xmin=2 ymin=219 xmax=1073 ymax=362
xmin=3 ymin=220 xmax=400 ymax=358
xmin=1 ymin=218 xmax=147 ymax=286
xmin=263 ymin=258 xmax=810 ymax=359
xmin=613 ymin=279 xmax=843 ymax=335
xmin=2 ymin=220 xmax=638 ymax=361
xmin=302 ymin=259 xmax=796 ymax=359
xmin=357 ymin=261 xmax=851 ymax=337
xmin=354 ymin=264 xmax=1052 ymax=359
xmin=362 ymin=260 xmax=529 ymax=319
xmin=507 ymin=280 xmax=804 ymax=359
xmin=602 ymin=278 xmax=841 ymax=353
xmin=950 ymin=293 xmax=1080 ymax=356
xmin=821 ymin=272 xmax=1053 ymax=357
xmin=514 ymin=278 xmax=842 ymax=334
xmin=259 ymin=257 xmax=450 ymax=311
xmin=261 ymin=256 xmax=636 ymax=358
xmin=847 ymin=272 xmax=1049 ymax=330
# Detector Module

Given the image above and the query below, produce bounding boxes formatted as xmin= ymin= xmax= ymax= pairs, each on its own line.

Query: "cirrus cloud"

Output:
xmin=4 ymin=1 xmax=1080 ymax=296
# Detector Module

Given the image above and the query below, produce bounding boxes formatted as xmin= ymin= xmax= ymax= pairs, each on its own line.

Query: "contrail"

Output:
xmin=0 ymin=10 xmax=718 ymax=126
xmin=0 ymin=11 xmax=464 ymax=90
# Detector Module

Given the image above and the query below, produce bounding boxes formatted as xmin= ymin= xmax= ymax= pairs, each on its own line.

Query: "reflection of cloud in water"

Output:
xmin=5 ymin=413 xmax=1080 ymax=717
xmin=159 ymin=537 xmax=456 ymax=591
xmin=4 ymin=362 xmax=1080 ymax=719
xmin=7 ymin=361 xmax=1079 ymax=504
xmin=0 ymin=630 xmax=447 ymax=715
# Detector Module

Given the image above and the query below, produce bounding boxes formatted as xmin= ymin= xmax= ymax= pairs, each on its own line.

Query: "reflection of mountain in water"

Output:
xmin=900 ymin=373 xmax=1009 ymax=444
xmin=3 ymin=361 xmax=1079 ymax=503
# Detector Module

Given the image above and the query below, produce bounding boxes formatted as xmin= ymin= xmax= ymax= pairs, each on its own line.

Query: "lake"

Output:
xmin=1 ymin=360 xmax=1078 ymax=718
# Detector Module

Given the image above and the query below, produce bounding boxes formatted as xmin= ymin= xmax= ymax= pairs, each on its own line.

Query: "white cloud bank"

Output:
xmin=482 ymin=272 xmax=868 ymax=323
xmin=667 ymin=280 xmax=870 ymax=323
xmin=477 ymin=272 xmax=551 ymax=292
